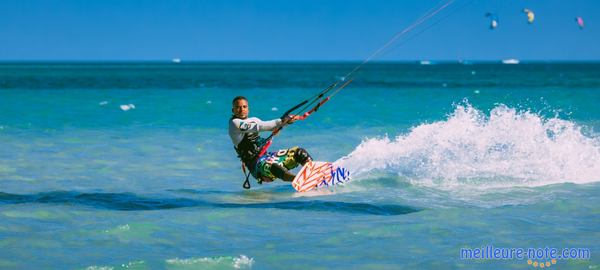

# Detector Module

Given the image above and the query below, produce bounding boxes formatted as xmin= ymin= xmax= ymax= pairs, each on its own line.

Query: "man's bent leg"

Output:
xmin=270 ymin=163 xmax=295 ymax=182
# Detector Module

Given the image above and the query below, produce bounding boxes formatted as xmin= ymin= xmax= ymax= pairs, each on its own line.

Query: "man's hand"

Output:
xmin=282 ymin=114 xmax=301 ymax=124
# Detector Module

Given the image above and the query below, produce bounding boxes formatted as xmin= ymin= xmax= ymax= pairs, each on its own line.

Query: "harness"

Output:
xmin=232 ymin=117 xmax=267 ymax=189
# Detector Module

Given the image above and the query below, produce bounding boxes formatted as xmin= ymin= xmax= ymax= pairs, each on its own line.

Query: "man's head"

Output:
xmin=232 ymin=96 xmax=249 ymax=119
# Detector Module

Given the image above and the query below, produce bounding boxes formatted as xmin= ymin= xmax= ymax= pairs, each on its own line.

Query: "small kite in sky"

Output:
xmin=522 ymin=8 xmax=535 ymax=24
xmin=575 ymin=16 xmax=584 ymax=29
xmin=485 ymin=12 xmax=499 ymax=29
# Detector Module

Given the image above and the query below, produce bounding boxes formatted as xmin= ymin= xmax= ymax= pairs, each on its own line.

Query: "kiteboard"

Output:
xmin=291 ymin=161 xmax=351 ymax=192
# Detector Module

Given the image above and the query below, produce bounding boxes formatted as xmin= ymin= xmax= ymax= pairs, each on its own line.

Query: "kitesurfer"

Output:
xmin=229 ymin=96 xmax=313 ymax=184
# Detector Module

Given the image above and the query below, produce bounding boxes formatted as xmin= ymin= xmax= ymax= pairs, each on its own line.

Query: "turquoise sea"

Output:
xmin=0 ymin=62 xmax=599 ymax=269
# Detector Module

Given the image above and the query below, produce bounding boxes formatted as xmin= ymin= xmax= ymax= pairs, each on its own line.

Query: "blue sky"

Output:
xmin=0 ymin=0 xmax=597 ymax=61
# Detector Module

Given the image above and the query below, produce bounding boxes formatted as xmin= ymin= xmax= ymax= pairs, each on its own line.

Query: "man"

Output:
xmin=228 ymin=96 xmax=312 ymax=185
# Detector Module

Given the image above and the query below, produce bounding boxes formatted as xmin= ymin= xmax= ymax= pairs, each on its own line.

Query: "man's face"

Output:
xmin=232 ymin=99 xmax=249 ymax=119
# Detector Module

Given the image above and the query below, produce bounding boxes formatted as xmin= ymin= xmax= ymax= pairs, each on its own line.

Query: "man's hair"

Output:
xmin=232 ymin=96 xmax=247 ymax=105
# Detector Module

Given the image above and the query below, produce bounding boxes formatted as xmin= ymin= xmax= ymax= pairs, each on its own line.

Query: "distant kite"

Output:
xmin=575 ymin=16 xmax=584 ymax=29
xmin=522 ymin=8 xmax=535 ymax=24
xmin=485 ymin=12 xmax=499 ymax=29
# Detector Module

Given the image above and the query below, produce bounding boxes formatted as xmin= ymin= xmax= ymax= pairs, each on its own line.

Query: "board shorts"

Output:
xmin=253 ymin=146 xmax=302 ymax=181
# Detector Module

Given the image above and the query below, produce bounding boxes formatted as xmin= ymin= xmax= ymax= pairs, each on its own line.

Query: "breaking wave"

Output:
xmin=337 ymin=103 xmax=600 ymax=192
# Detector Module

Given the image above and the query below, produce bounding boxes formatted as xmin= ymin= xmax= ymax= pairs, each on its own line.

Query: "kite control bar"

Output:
xmin=256 ymin=78 xmax=353 ymax=159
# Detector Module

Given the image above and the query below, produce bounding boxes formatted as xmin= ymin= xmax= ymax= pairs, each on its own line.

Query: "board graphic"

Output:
xmin=291 ymin=161 xmax=351 ymax=192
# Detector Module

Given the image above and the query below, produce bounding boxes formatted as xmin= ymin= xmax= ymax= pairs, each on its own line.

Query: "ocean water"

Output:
xmin=0 ymin=62 xmax=599 ymax=269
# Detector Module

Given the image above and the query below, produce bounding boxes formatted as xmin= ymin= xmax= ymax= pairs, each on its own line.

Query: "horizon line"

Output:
xmin=1 ymin=59 xmax=600 ymax=64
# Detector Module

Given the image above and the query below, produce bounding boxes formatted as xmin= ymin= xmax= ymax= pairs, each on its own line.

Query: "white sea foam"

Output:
xmin=120 ymin=104 xmax=136 ymax=111
xmin=84 ymin=266 xmax=113 ymax=270
xmin=232 ymin=255 xmax=254 ymax=269
xmin=82 ymin=261 xmax=145 ymax=270
xmin=337 ymin=103 xmax=600 ymax=191
xmin=166 ymin=255 xmax=254 ymax=269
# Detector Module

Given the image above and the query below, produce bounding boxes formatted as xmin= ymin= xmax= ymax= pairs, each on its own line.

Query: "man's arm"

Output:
xmin=231 ymin=117 xmax=283 ymax=133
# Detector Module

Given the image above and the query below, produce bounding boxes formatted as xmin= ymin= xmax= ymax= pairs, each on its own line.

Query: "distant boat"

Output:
xmin=502 ymin=59 xmax=520 ymax=64
xmin=172 ymin=58 xmax=181 ymax=63
xmin=419 ymin=60 xmax=432 ymax=65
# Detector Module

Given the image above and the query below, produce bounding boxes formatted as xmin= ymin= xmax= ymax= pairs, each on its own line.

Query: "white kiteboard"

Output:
xmin=292 ymin=161 xmax=351 ymax=192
